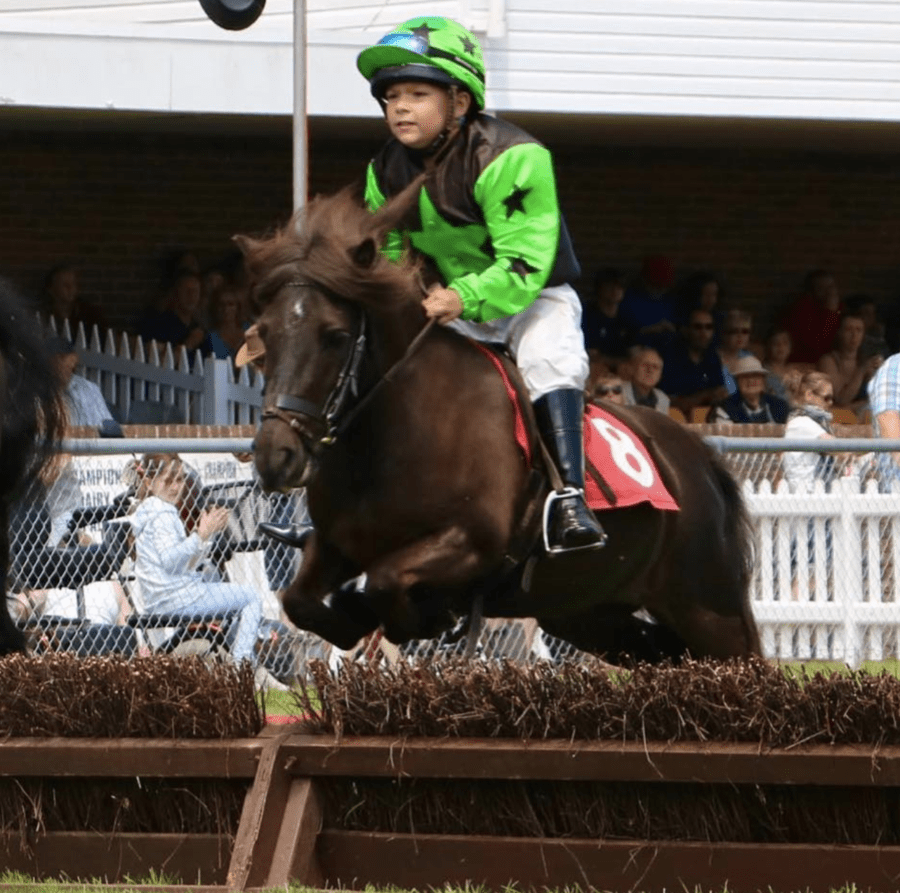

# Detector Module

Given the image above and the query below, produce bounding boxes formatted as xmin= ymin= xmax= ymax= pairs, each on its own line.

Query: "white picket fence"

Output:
xmin=55 ymin=321 xmax=263 ymax=425
xmin=745 ymin=475 xmax=900 ymax=667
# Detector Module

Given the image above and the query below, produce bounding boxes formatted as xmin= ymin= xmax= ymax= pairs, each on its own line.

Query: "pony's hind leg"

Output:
xmin=540 ymin=606 xmax=689 ymax=666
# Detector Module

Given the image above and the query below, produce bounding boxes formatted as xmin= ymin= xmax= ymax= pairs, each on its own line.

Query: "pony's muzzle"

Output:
xmin=253 ymin=420 xmax=309 ymax=492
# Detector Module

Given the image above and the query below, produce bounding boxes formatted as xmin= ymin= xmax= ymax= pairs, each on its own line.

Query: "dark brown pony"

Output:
xmin=0 ymin=278 xmax=66 ymax=655
xmin=237 ymin=185 xmax=760 ymax=663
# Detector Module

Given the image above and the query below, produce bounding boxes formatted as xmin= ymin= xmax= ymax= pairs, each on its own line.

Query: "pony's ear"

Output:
xmin=232 ymin=234 xmax=259 ymax=259
xmin=369 ymin=173 xmax=426 ymax=245
xmin=349 ymin=238 xmax=378 ymax=269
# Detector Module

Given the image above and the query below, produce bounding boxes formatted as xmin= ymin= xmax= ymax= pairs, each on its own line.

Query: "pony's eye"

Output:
xmin=322 ymin=329 xmax=351 ymax=351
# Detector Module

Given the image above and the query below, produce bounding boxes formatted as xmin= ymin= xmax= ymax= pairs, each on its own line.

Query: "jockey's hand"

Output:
xmin=423 ymin=287 xmax=464 ymax=325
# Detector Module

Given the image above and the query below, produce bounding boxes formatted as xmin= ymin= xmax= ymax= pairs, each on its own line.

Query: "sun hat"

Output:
xmin=731 ymin=356 xmax=767 ymax=378
xmin=235 ymin=324 xmax=264 ymax=369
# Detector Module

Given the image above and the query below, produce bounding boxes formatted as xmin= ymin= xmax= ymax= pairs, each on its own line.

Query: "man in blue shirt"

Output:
xmin=660 ymin=308 xmax=728 ymax=416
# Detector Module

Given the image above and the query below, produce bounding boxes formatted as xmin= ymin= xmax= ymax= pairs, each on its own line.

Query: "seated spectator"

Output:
xmin=782 ymin=269 xmax=843 ymax=364
xmin=207 ymin=285 xmax=248 ymax=363
xmin=709 ymin=356 xmax=789 ymax=424
xmin=674 ymin=270 xmax=725 ymax=336
xmin=41 ymin=261 xmax=108 ymax=337
xmin=618 ymin=254 xmax=678 ymax=353
xmin=717 ymin=309 xmax=755 ymax=394
xmin=130 ymin=452 xmax=265 ymax=668
xmin=621 ymin=345 xmax=670 ymax=413
xmin=845 ymin=293 xmax=890 ymax=362
xmin=659 ymin=308 xmax=728 ymax=415
xmin=762 ymin=327 xmax=795 ymax=401
xmin=587 ymin=372 xmax=626 ymax=408
xmin=137 ymin=270 xmax=210 ymax=356
xmin=782 ymin=371 xmax=838 ymax=493
xmin=816 ymin=312 xmax=882 ymax=411
xmin=50 ymin=336 xmax=115 ymax=428
xmin=580 ymin=267 xmax=633 ymax=370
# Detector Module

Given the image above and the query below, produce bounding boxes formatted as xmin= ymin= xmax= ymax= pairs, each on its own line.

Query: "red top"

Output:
xmin=783 ymin=292 xmax=843 ymax=364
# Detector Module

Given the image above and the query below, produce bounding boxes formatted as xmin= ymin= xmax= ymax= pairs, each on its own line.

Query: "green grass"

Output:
xmin=0 ymin=878 xmax=884 ymax=893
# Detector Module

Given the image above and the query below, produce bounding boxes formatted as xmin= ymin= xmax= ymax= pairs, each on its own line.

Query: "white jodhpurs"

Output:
xmin=448 ymin=283 xmax=589 ymax=401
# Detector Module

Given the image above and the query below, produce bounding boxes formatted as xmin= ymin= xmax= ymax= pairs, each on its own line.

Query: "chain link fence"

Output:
xmin=7 ymin=435 xmax=900 ymax=673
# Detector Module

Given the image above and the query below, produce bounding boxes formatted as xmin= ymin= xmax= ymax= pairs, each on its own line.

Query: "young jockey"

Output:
xmin=358 ymin=16 xmax=605 ymax=552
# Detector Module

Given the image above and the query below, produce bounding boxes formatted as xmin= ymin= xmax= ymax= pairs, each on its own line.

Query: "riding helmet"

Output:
xmin=357 ymin=17 xmax=486 ymax=110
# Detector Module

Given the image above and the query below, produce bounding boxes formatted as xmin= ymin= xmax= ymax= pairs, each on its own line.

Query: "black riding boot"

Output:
xmin=258 ymin=521 xmax=313 ymax=549
xmin=533 ymin=388 xmax=607 ymax=553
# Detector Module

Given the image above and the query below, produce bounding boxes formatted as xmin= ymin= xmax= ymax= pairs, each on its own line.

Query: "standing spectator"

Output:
xmin=618 ymin=254 xmax=678 ymax=353
xmin=710 ymin=356 xmax=789 ymax=424
xmin=621 ymin=345 xmax=670 ymax=413
xmin=782 ymin=269 xmax=843 ymax=364
xmin=42 ymin=262 xmax=108 ymax=337
xmin=659 ymin=308 xmax=728 ymax=416
xmin=580 ymin=267 xmax=633 ymax=370
xmin=207 ymin=286 xmax=248 ymax=363
xmin=817 ymin=313 xmax=882 ymax=411
xmin=137 ymin=270 xmax=210 ymax=356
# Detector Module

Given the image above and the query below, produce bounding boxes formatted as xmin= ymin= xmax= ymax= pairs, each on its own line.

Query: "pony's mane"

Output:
xmin=242 ymin=184 xmax=425 ymax=311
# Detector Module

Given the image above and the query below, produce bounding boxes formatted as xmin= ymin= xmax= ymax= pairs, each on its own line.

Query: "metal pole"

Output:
xmin=293 ymin=0 xmax=307 ymax=212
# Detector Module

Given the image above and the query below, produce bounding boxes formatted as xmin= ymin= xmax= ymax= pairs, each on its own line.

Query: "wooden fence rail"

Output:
xmin=4 ymin=733 xmax=900 ymax=892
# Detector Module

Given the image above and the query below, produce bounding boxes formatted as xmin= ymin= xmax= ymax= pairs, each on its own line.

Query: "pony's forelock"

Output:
xmin=240 ymin=187 xmax=423 ymax=311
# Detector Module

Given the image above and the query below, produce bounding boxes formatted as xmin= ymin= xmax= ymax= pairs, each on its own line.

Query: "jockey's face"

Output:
xmin=383 ymin=81 xmax=467 ymax=150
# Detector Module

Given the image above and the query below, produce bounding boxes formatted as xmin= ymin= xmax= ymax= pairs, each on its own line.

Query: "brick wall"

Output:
xmin=2 ymin=126 xmax=899 ymax=338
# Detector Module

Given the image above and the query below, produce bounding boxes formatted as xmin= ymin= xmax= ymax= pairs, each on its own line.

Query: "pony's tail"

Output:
xmin=707 ymin=445 xmax=762 ymax=654
xmin=0 ymin=278 xmax=66 ymax=502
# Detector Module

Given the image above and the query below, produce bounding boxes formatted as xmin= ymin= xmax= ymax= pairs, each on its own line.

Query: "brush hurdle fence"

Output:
xmin=4 ymin=732 xmax=900 ymax=892
xmin=11 ymin=429 xmax=900 ymax=670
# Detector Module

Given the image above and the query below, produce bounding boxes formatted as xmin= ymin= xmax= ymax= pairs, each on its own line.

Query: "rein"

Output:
xmin=262 ymin=278 xmax=437 ymax=449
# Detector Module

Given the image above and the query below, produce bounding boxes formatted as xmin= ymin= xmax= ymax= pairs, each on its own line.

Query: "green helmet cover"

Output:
xmin=357 ymin=16 xmax=486 ymax=109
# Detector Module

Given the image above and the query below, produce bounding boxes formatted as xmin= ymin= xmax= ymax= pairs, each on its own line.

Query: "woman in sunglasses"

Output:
xmin=357 ymin=17 xmax=604 ymax=552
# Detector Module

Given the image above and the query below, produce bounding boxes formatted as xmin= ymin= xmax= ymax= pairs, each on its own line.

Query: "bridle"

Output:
xmin=261 ymin=278 xmax=435 ymax=454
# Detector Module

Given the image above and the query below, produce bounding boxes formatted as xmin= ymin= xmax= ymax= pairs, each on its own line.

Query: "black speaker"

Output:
xmin=198 ymin=0 xmax=265 ymax=31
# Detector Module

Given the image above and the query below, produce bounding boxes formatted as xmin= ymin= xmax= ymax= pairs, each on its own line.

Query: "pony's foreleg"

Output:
xmin=280 ymin=534 xmax=378 ymax=650
xmin=363 ymin=526 xmax=488 ymax=644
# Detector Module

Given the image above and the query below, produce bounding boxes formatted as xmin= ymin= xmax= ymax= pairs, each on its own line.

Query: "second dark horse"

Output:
xmin=237 ymin=185 xmax=760 ymax=664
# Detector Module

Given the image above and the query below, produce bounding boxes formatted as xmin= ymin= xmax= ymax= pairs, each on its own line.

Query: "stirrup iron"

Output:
xmin=541 ymin=487 xmax=608 ymax=555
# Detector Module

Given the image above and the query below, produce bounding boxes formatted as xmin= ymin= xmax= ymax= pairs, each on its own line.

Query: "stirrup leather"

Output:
xmin=541 ymin=487 xmax=608 ymax=555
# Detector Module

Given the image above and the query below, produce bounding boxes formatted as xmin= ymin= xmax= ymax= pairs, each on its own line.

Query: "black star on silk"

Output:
xmin=460 ymin=36 xmax=477 ymax=54
xmin=502 ymin=186 xmax=531 ymax=219
xmin=411 ymin=23 xmax=436 ymax=40
xmin=479 ymin=235 xmax=496 ymax=260
xmin=510 ymin=258 xmax=539 ymax=281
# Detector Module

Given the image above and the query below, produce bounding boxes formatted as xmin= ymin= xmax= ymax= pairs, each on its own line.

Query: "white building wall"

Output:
xmin=1 ymin=0 xmax=900 ymax=122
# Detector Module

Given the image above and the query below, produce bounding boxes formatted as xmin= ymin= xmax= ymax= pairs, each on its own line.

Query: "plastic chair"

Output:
xmin=831 ymin=407 xmax=859 ymax=425
xmin=667 ymin=406 xmax=686 ymax=423
xmin=690 ymin=406 xmax=713 ymax=423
